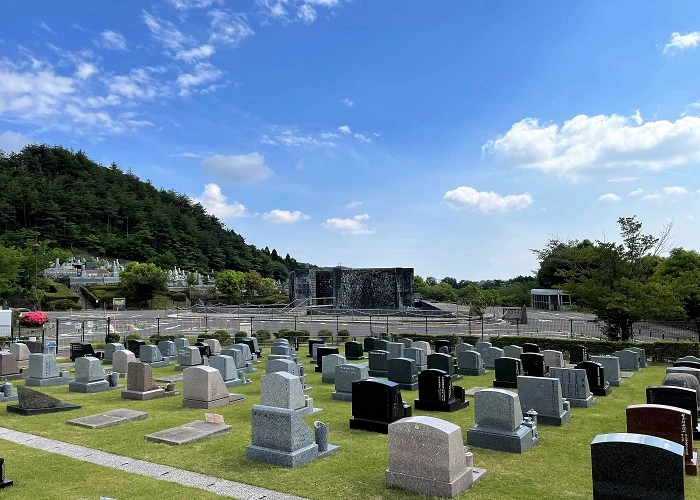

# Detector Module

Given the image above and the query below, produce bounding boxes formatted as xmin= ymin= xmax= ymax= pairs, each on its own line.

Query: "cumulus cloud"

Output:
xmin=338 ymin=125 xmax=351 ymax=134
xmin=628 ymin=188 xmax=644 ymax=197
xmin=0 ymin=130 xmax=31 ymax=153
xmin=354 ymin=132 xmax=371 ymax=143
xmin=191 ymin=183 xmax=248 ymax=218
xmin=323 ymin=213 xmax=374 ymax=235
xmin=99 ymin=30 xmax=127 ymax=50
xmin=641 ymin=186 xmax=689 ymax=201
xmin=263 ymin=209 xmax=310 ymax=223
xmin=663 ymin=31 xmax=700 ymax=55
xmin=482 ymin=111 xmax=700 ymax=177
xmin=598 ymin=193 xmax=621 ymax=202
xmin=176 ymin=44 xmax=215 ymax=62
xmin=341 ymin=97 xmax=354 ymax=107
xmin=176 ymin=62 xmax=222 ymax=95
xmin=443 ymin=186 xmax=533 ymax=214
xmin=202 ymin=152 xmax=274 ymax=182
xmin=76 ymin=62 xmax=98 ymax=80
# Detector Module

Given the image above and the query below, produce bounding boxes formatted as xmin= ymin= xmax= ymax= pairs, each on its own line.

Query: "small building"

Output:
xmin=530 ymin=289 xmax=571 ymax=311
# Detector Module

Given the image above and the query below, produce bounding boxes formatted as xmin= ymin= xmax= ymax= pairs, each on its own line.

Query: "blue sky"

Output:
xmin=2 ymin=1 xmax=700 ymax=281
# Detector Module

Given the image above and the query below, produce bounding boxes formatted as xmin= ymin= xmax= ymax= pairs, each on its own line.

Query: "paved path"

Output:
xmin=0 ymin=427 xmax=309 ymax=500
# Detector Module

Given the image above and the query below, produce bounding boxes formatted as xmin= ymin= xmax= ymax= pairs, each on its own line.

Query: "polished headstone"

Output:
xmin=457 ymin=350 xmax=485 ymax=376
xmin=182 ymin=365 xmax=244 ymax=409
xmin=481 ymin=347 xmax=504 ymax=370
xmin=332 ymin=364 xmax=368 ymax=401
xmin=403 ymin=347 xmax=427 ymax=372
xmin=112 ymin=349 xmax=136 ymax=375
xmin=549 ymin=367 xmax=597 ymax=407
xmin=521 ymin=352 xmax=548 ymax=377
xmin=344 ymin=341 xmax=365 ymax=360
xmin=614 ymin=349 xmax=640 ymax=371
xmin=517 ymin=375 xmax=571 ymax=426
xmin=577 ymin=361 xmax=612 ymax=396
xmin=592 ymin=356 xmax=622 ymax=387
xmin=321 ymin=353 xmax=347 ymax=384
xmin=414 ymin=369 xmax=468 ymax=412
xmin=503 ymin=345 xmax=523 ymax=359
xmin=542 ymin=350 xmax=566 ymax=369
xmin=368 ymin=350 xmax=389 ymax=378
xmin=493 ymin=357 xmax=523 ymax=389
xmin=103 ymin=343 xmax=125 ymax=364
xmin=69 ymin=356 xmax=109 ymax=393
xmin=387 ymin=357 xmax=418 ymax=391
xmin=569 ymin=345 xmax=589 ymax=364
xmin=26 ymin=353 xmax=70 ymax=387
xmin=350 ymin=379 xmax=412 ymax=434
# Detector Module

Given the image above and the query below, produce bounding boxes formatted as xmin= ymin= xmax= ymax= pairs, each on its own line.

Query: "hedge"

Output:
xmin=42 ymin=282 xmax=80 ymax=310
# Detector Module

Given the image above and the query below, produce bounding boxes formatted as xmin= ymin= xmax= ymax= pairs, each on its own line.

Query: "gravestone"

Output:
xmin=194 ymin=341 xmax=212 ymax=359
xmin=260 ymin=371 xmax=320 ymax=417
xmin=386 ymin=416 xmax=486 ymax=497
xmin=308 ymin=339 xmax=325 ymax=358
xmin=403 ymin=347 xmax=427 ymax=372
xmin=626 ymin=404 xmax=697 ymax=475
xmin=233 ymin=343 xmax=256 ymax=369
xmin=321 ymin=353 xmax=347 ymax=384
xmin=481 ymin=347 xmax=504 ymax=370
xmin=240 ymin=337 xmax=261 ymax=358
xmin=577 ymin=361 xmax=612 ymax=396
xmin=208 ymin=355 xmax=245 ymax=387
xmin=626 ymin=347 xmax=647 ymax=368
xmin=103 ymin=342 xmax=124 ymax=364
xmin=549 ymin=367 xmax=597 ymax=407
xmin=139 ymin=345 xmax=169 ymax=368
xmin=542 ymin=350 xmax=565 ymax=369
xmin=182 ymin=366 xmax=245 ymax=409
xmin=646 ymin=386 xmax=700 ymax=439
xmin=315 ymin=346 xmax=339 ymax=373
xmin=68 ymin=409 xmax=148 ymax=429
xmin=387 ymin=357 xmax=418 ymax=391
xmin=475 ymin=341 xmax=491 ymax=354
xmin=175 ymin=346 xmax=203 ymax=371
xmin=520 ymin=352 xmax=548 ymax=377
xmin=427 ymin=352 xmax=460 ymax=380
xmin=434 ymin=339 xmax=451 ymax=354
xmin=0 ymin=352 xmax=21 ymax=380
xmin=362 ymin=337 xmax=376 ymax=353
xmin=121 ymin=362 xmax=175 ymax=400
xmin=69 ymin=356 xmax=110 ymax=393
xmin=674 ymin=360 xmax=700 ymax=370
xmin=225 ymin=345 xmax=255 ymax=373
xmin=127 ymin=339 xmax=145 ymax=358
xmin=413 ymin=341 xmax=432 ymax=355
xmin=385 ymin=342 xmax=405 ymax=360
xmin=203 ymin=338 xmax=222 ymax=356
xmin=146 ymin=420 xmax=231 ymax=446
xmin=667 ymin=366 xmax=700 ymax=387
xmin=493 ymin=357 xmax=523 ymax=389
xmin=678 ymin=356 xmax=700 ymax=365
xmin=344 ymin=341 xmax=364 ymax=360
xmin=374 ymin=339 xmax=390 ymax=352
xmin=350 ymin=379 xmax=412 ymax=434
xmin=569 ymin=345 xmax=589 ymax=364
xmin=368 ymin=350 xmax=389 ymax=377
xmin=503 ymin=345 xmax=523 ymax=359
xmin=270 ymin=345 xmax=291 ymax=357
xmin=0 ymin=457 xmax=12 ymax=489
xmin=25 ymin=353 xmax=70 ymax=387
xmin=173 ymin=338 xmax=189 ymax=350
xmin=7 ymin=386 xmax=81 ymax=415
xmin=466 ymin=388 xmax=540 ymax=453
xmin=592 ymin=355 xmax=623 ymax=387
xmin=522 ymin=343 xmax=540 ymax=353
xmin=662 ymin=373 xmax=700 ymax=408
xmin=311 ymin=343 xmax=326 ymax=362
xmin=455 ymin=343 xmax=473 ymax=355
xmin=591 ymin=433 xmax=685 ymax=500
xmin=246 ymin=406 xmax=339 ymax=467
xmin=614 ymin=350 xmax=640 ymax=371
xmin=332 ymin=364 xmax=368 ymax=401
xmin=517 ymin=375 xmax=571 ymax=426
xmin=158 ymin=340 xmax=178 ymax=358
xmin=414 ymin=369 xmax=468 ymax=412
xmin=112 ymin=349 xmax=135 ymax=376
xmin=457 ymin=350 xmax=485 ymax=376
xmin=398 ymin=338 xmax=413 ymax=348
xmin=9 ymin=343 xmax=30 ymax=363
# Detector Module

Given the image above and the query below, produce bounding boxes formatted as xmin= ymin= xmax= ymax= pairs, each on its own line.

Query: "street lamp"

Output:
xmin=336 ymin=315 xmax=340 ymax=335
xmin=32 ymin=237 xmax=40 ymax=311
xmin=250 ymin=316 xmax=254 ymax=336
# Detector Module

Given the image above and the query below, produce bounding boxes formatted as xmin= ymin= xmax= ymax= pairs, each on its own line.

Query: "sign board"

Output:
xmin=113 ymin=298 xmax=126 ymax=308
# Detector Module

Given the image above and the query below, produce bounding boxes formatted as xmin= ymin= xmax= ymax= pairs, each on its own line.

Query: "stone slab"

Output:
xmin=620 ymin=371 xmax=634 ymax=378
xmin=8 ymin=402 xmax=81 ymax=416
xmin=145 ymin=420 xmax=232 ymax=445
xmin=464 ymin=387 xmax=489 ymax=397
xmin=67 ymin=409 xmax=148 ymax=429
xmin=154 ymin=374 xmax=184 ymax=383
xmin=183 ymin=393 xmax=245 ymax=409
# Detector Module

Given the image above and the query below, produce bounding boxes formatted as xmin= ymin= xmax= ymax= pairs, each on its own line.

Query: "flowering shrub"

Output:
xmin=19 ymin=311 xmax=49 ymax=327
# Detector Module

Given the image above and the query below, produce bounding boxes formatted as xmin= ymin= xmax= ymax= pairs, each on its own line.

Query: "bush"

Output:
xmin=149 ymin=333 xmax=176 ymax=344
xmin=47 ymin=299 xmax=82 ymax=311
xmin=125 ymin=333 xmax=142 ymax=340
xmin=318 ymin=329 xmax=333 ymax=339
xmin=275 ymin=329 xmax=308 ymax=342
xmin=19 ymin=311 xmax=48 ymax=327
xmin=234 ymin=330 xmax=248 ymax=340
xmin=255 ymin=329 xmax=272 ymax=341
xmin=43 ymin=281 xmax=80 ymax=309
xmin=337 ymin=328 xmax=351 ymax=342
xmin=275 ymin=328 xmax=292 ymax=338
xmin=106 ymin=332 xmax=121 ymax=343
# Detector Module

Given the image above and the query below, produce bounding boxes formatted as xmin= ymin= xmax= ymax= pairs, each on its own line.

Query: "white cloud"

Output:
xmin=208 ymin=10 xmax=255 ymax=46
xmin=346 ymin=200 xmax=363 ymax=208
xmin=662 ymin=186 xmax=689 ymax=197
xmin=191 ymin=183 xmax=248 ymax=218
xmin=354 ymin=132 xmax=371 ymax=143
xmin=628 ymin=188 xmax=644 ymax=197
xmin=99 ymin=30 xmax=127 ymax=50
xmin=38 ymin=21 xmax=56 ymax=35
xmin=598 ymin=193 xmax=621 ymax=202
xmin=483 ymin=111 xmax=700 ymax=176
xmin=0 ymin=130 xmax=31 ymax=153
xmin=663 ymin=31 xmax=700 ymax=55
xmin=168 ymin=0 xmax=220 ymax=10
xmin=202 ymin=152 xmax=274 ymax=182
xmin=176 ymin=44 xmax=215 ymax=62
xmin=320 ymin=131 xmax=341 ymax=140
xmin=607 ymin=176 xmax=637 ymax=183
xmin=323 ymin=213 xmax=375 ymax=235
xmin=263 ymin=209 xmax=310 ymax=223
xmin=444 ymin=186 xmax=533 ymax=214
xmin=76 ymin=62 xmax=98 ymax=80
xmin=142 ymin=11 xmax=194 ymax=51
xmin=338 ymin=125 xmax=351 ymax=134
xmin=108 ymin=68 xmax=160 ymax=101
xmin=177 ymin=62 xmax=222 ymax=95
xmin=297 ymin=5 xmax=317 ymax=24
xmin=341 ymin=97 xmax=354 ymax=107
xmin=257 ymin=0 xmax=343 ymax=24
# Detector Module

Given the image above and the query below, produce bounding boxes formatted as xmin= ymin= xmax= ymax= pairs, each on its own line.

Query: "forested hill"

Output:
xmin=0 ymin=145 xmax=308 ymax=280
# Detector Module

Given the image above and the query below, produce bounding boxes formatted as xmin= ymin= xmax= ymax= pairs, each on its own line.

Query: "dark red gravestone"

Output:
xmin=626 ymin=403 xmax=698 ymax=476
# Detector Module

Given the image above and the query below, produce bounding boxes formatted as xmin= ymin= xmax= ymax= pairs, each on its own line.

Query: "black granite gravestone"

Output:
xmin=414 ymin=369 xmax=468 ymax=412
xmin=493 ymin=357 xmax=523 ymax=389
xmin=240 ymin=338 xmax=262 ymax=358
xmin=344 ymin=341 xmax=364 ymax=360
xmin=426 ymin=353 xmax=455 ymax=376
xmin=127 ymin=339 xmax=146 ymax=358
xmin=308 ymin=339 xmax=325 ymax=358
xmin=591 ymin=433 xmax=685 ymax=500
xmin=315 ymin=346 xmax=340 ymax=373
xmin=387 ymin=357 xmax=418 ymax=391
xmin=69 ymin=342 xmax=100 ymax=361
xmin=522 ymin=343 xmax=540 ymax=354
xmin=193 ymin=341 xmax=212 ymax=358
xmin=570 ymin=345 xmax=589 ymax=364
xmin=647 ymin=386 xmax=700 ymax=439
xmin=349 ymin=379 xmax=412 ymax=433
xmin=434 ymin=339 xmax=452 ymax=354
xmin=520 ymin=353 xmax=547 ymax=377
xmin=577 ymin=361 xmax=612 ymax=396
xmin=674 ymin=361 xmax=700 ymax=370
xmin=0 ymin=458 xmax=12 ymax=489
xmin=363 ymin=337 xmax=376 ymax=353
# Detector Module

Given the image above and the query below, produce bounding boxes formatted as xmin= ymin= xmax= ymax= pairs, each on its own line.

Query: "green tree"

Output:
xmin=653 ymin=248 xmax=700 ymax=319
xmin=215 ymin=270 xmax=246 ymax=300
xmin=258 ymin=277 xmax=277 ymax=297
xmin=244 ymin=270 xmax=263 ymax=298
xmin=118 ymin=262 xmax=168 ymax=304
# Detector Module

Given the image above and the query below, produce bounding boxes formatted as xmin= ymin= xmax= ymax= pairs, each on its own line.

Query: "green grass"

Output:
xmin=1 ymin=353 xmax=698 ymax=500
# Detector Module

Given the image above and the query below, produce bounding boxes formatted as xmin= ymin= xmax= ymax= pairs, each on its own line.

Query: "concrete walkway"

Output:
xmin=0 ymin=427 xmax=309 ymax=500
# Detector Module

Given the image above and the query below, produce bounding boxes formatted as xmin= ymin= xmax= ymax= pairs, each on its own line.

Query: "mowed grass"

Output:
xmin=1 ymin=350 xmax=698 ymax=500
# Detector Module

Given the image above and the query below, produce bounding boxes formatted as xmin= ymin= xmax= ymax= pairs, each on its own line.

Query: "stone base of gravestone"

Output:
xmin=67 ymin=409 xmax=148 ymax=429
xmin=414 ymin=395 xmax=469 ymax=413
xmin=493 ymin=379 xmax=518 ymax=389
xmin=145 ymin=420 xmax=232 ymax=446
xmin=456 ymin=367 xmax=486 ymax=376
xmin=142 ymin=358 xmax=171 ymax=368
xmin=121 ymin=386 xmax=180 ymax=401
xmin=620 ymin=371 xmax=634 ymax=378
xmin=68 ymin=378 xmax=111 ymax=394
xmin=7 ymin=386 xmax=81 ymax=416
xmin=350 ymin=408 xmax=414 ymax=435
xmin=566 ymin=394 xmax=597 ymax=408
xmin=154 ymin=374 xmax=184 ymax=383
xmin=246 ymin=442 xmax=319 ymax=467
xmin=393 ymin=381 xmax=419 ymax=391
xmin=466 ymin=424 xmax=539 ymax=454
xmin=25 ymin=372 xmax=71 ymax=387
xmin=183 ymin=392 xmax=245 ymax=409
xmin=368 ymin=369 xmax=388 ymax=378
xmin=591 ymin=384 xmax=612 ymax=397
xmin=331 ymin=390 xmax=353 ymax=402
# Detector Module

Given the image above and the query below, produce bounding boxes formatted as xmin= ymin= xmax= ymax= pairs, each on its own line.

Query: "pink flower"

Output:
xmin=19 ymin=311 xmax=49 ymax=327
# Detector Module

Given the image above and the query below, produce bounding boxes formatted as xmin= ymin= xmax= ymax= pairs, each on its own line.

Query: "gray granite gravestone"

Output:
xmin=321 ymin=353 xmax=347 ymax=384
xmin=222 ymin=347 xmax=247 ymax=372
xmin=332 ymin=364 xmax=369 ymax=401
xmin=386 ymin=416 xmax=486 ymax=497
xmin=271 ymin=345 xmax=291 ymax=357
xmin=625 ymin=347 xmax=647 ymax=368
xmin=158 ymin=340 xmax=178 ymax=358
xmin=542 ymin=350 xmax=565 ymax=369
xmin=175 ymin=346 xmax=203 ymax=371
xmin=481 ymin=347 xmax=504 ymax=370
xmin=591 ymin=433 xmax=684 ymax=499
xmin=203 ymin=338 xmax=222 ymax=356
xmin=614 ymin=350 xmax=640 ymax=371
xmin=662 ymin=373 xmax=700 ymax=408
xmin=678 ymin=356 xmax=700 ymax=365
xmin=549 ymin=367 xmax=597 ymax=408
xmin=385 ymin=342 xmax=404 ymax=360
xmin=666 ymin=366 xmax=700 ymax=388
xmin=592 ymin=355 xmax=623 ymax=387
xmin=103 ymin=342 xmax=124 ymax=364
xmin=208 ymin=354 xmax=247 ymax=387
xmin=69 ymin=356 xmax=110 ymax=393
xmin=0 ymin=351 xmax=21 ymax=380
xmin=25 ymin=353 xmax=70 ymax=387
xmin=311 ymin=342 xmax=326 ymax=362
xmin=387 ymin=357 xmax=419 ymax=391
xmin=475 ymin=341 xmax=491 ymax=354
xmin=7 ymin=386 xmax=81 ymax=415
xmin=455 ymin=343 xmax=473 ymax=355
xmin=466 ymin=388 xmax=539 ymax=453
xmin=260 ymin=371 xmax=320 ymax=416
xmin=503 ymin=345 xmax=523 ymax=359
xmin=139 ymin=345 xmax=170 ymax=368
xmin=112 ymin=349 xmax=135 ymax=376
xmin=403 ymin=347 xmax=427 ymax=372
xmin=517 ymin=375 xmax=571 ymax=425
xmin=413 ymin=341 xmax=432 ymax=355
xmin=398 ymin=338 xmax=413 ymax=348
xmin=173 ymin=338 xmax=189 ymax=350
xmin=182 ymin=365 xmax=245 ymax=408
xmin=246 ymin=406 xmax=338 ymax=467
xmin=233 ymin=343 xmax=256 ymax=368
xmin=457 ymin=350 xmax=485 ymax=376
xmin=9 ymin=343 xmax=29 ymax=363
xmin=374 ymin=339 xmax=390 ymax=352
xmin=121 ymin=362 xmax=176 ymax=400
xmin=368 ymin=350 xmax=389 ymax=377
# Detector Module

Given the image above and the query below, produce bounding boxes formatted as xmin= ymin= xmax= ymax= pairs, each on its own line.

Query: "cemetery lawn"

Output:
xmin=2 ymin=355 xmax=699 ymax=500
